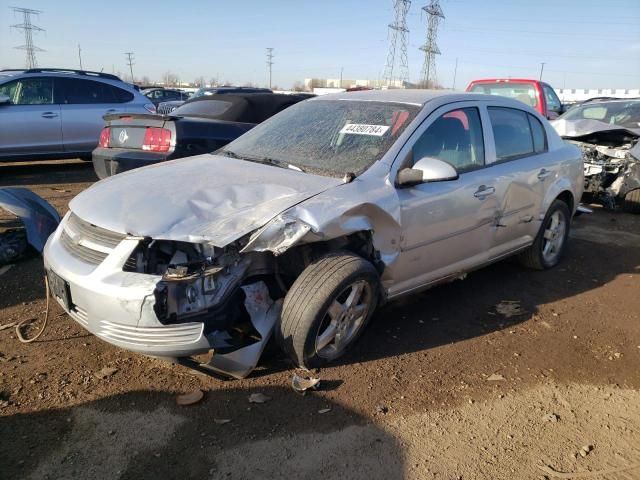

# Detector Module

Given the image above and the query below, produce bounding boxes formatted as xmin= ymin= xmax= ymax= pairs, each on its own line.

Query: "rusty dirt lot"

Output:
xmin=0 ymin=159 xmax=639 ymax=480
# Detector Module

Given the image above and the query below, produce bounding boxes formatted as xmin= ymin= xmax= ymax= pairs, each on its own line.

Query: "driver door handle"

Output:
xmin=474 ymin=185 xmax=495 ymax=199
xmin=537 ymin=168 xmax=552 ymax=180
xmin=41 ymin=112 xmax=58 ymax=119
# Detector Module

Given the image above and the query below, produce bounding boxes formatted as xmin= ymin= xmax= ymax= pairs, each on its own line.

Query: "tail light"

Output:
xmin=98 ymin=127 xmax=110 ymax=148
xmin=142 ymin=127 xmax=172 ymax=152
xmin=144 ymin=103 xmax=156 ymax=113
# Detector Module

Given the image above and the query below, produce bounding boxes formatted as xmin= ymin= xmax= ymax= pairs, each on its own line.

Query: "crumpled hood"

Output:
xmin=70 ymin=154 xmax=343 ymax=246
xmin=551 ymin=118 xmax=640 ymax=140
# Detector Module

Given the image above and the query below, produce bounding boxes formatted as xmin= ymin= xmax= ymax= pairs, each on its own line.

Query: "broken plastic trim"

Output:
xmin=241 ymin=214 xmax=312 ymax=255
xmin=0 ymin=187 xmax=61 ymax=254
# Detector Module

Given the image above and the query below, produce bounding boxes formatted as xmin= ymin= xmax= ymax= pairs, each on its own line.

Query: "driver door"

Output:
xmin=390 ymin=103 xmax=502 ymax=297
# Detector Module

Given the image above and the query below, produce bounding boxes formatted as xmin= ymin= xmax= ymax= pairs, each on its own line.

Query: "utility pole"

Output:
xmin=452 ymin=57 xmax=458 ymax=90
xmin=419 ymin=0 xmax=445 ymax=89
xmin=78 ymin=44 xmax=83 ymax=70
xmin=125 ymin=52 xmax=135 ymax=83
xmin=340 ymin=67 xmax=343 ymax=88
xmin=10 ymin=7 xmax=45 ymax=69
xmin=383 ymin=0 xmax=411 ymax=87
xmin=539 ymin=62 xmax=546 ymax=81
xmin=266 ymin=48 xmax=274 ymax=89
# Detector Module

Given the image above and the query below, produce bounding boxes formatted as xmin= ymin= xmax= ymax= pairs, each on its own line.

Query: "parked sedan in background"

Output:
xmin=0 ymin=68 xmax=155 ymax=162
xmin=45 ymin=90 xmax=582 ymax=379
xmin=142 ymin=88 xmax=190 ymax=106
xmin=92 ymin=92 xmax=309 ymax=178
xmin=156 ymin=86 xmax=272 ymax=114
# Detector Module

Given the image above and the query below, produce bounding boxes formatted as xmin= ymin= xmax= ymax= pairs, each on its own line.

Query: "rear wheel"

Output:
xmin=623 ymin=189 xmax=640 ymax=214
xmin=518 ymin=199 xmax=570 ymax=270
xmin=277 ymin=252 xmax=379 ymax=369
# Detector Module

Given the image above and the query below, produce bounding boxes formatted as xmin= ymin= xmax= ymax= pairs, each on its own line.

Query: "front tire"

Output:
xmin=623 ymin=189 xmax=640 ymax=214
xmin=518 ymin=199 xmax=571 ymax=270
xmin=277 ymin=252 xmax=379 ymax=369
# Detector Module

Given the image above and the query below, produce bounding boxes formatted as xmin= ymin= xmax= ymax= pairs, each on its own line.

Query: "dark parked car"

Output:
xmin=92 ymin=92 xmax=310 ymax=178
xmin=156 ymin=86 xmax=272 ymax=114
xmin=142 ymin=88 xmax=190 ymax=106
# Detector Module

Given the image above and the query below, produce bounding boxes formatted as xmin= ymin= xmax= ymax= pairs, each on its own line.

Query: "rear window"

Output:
xmin=488 ymin=107 xmax=535 ymax=160
xmin=171 ymin=100 xmax=234 ymax=118
xmin=470 ymin=82 xmax=538 ymax=108
xmin=56 ymin=78 xmax=133 ymax=104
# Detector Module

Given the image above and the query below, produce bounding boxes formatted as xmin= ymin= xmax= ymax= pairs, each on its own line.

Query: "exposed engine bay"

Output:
xmin=554 ymin=121 xmax=640 ymax=212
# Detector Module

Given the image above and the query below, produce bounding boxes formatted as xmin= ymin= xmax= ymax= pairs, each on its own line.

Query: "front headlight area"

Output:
xmin=122 ymin=237 xmax=274 ymax=331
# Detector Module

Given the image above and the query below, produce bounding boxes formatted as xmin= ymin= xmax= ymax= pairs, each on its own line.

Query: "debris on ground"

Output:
xmin=176 ymin=389 xmax=204 ymax=406
xmin=375 ymin=405 xmax=389 ymax=415
xmin=487 ymin=373 xmax=505 ymax=381
xmin=495 ymin=300 xmax=527 ymax=318
xmin=0 ymin=322 xmax=17 ymax=332
xmin=213 ymin=418 xmax=231 ymax=425
xmin=291 ymin=373 xmax=321 ymax=395
xmin=318 ymin=408 xmax=331 ymax=414
xmin=0 ymin=264 xmax=14 ymax=277
xmin=94 ymin=367 xmax=119 ymax=380
xmin=579 ymin=444 xmax=594 ymax=457
xmin=542 ymin=413 xmax=560 ymax=423
xmin=248 ymin=393 xmax=271 ymax=404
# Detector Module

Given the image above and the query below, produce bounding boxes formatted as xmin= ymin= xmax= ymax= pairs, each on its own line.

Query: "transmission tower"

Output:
xmin=419 ymin=0 xmax=444 ymax=88
xmin=383 ymin=0 xmax=411 ymax=87
xmin=10 ymin=7 xmax=45 ymax=69
xmin=266 ymin=48 xmax=274 ymax=89
xmin=124 ymin=52 xmax=135 ymax=83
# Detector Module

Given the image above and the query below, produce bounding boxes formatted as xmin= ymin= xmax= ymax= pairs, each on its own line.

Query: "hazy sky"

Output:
xmin=1 ymin=0 xmax=639 ymax=90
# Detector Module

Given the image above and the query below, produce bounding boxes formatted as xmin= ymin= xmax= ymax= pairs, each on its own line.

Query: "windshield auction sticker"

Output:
xmin=339 ymin=124 xmax=390 ymax=136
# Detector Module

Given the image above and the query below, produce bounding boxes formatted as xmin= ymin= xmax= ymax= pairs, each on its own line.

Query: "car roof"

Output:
xmin=314 ymin=89 xmax=493 ymax=107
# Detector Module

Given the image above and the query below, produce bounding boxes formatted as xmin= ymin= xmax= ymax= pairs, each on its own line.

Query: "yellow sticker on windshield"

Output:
xmin=339 ymin=124 xmax=390 ymax=136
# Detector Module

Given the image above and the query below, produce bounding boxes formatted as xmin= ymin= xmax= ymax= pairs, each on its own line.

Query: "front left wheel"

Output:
xmin=277 ymin=252 xmax=379 ymax=369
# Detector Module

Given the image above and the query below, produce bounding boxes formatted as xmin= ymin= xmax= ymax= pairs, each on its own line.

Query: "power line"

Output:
xmin=266 ymin=47 xmax=274 ymax=89
xmin=77 ymin=44 xmax=83 ymax=70
xmin=10 ymin=6 xmax=45 ymax=69
xmin=419 ymin=0 xmax=445 ymax=88
xmin=383 ymin=0 xmax=411 ymax=87
xmin=124 ymin=52 xmax=135 ymax=83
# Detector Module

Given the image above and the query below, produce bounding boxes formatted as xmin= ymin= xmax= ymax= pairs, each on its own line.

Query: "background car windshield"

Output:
xmin=470 ymin=83 xmax=538 ymax=108
xmin=221 ymin=99 xmax=419 ymax=177
xmin=561 ymin=100 xmax=640 ymax=129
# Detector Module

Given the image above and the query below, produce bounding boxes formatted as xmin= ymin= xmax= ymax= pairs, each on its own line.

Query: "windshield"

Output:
xmin=219 ymin=99 xmax=420 ymax=177
xmin=470 ymin=82 xmax=538 ymax=108
xmin=560 ymin=100 xmax=640 ymax=129
xmin=172 ymin=99 xmax=234 ymax=118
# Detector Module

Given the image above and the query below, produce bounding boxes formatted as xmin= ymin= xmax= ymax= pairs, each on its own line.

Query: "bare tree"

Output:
xmin=163 ymin=71 xmax=179 ymax=87
xmin=194 ymin=76 xmax=205 ymax=87
xmin=209 ymin=76 xmax=218 ymax=87
xmin=140 ymin=75 xmax=151 ymax=86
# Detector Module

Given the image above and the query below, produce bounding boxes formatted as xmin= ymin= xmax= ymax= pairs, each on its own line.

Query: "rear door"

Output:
xmin=56 ymin=78 xmax=133 ymax=153
xmin=0 ymin=77 xmax=62 ymax=157
xmin=484 ymin=106 xmax=552 ymax=258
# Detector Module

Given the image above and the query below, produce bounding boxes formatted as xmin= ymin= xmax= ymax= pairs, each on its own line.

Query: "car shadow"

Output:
xmin=0 ymin=386 xmax=406 ymax=480
xmin=336 ymin=212 xmax=640 ymax=367
xmin=0 ymin=160 xmax=96 ymax=187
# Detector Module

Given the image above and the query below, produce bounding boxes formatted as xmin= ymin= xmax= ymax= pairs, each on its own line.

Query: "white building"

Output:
xmin=557 ymin=88 xmax=640 ymax=103
xmin=304 ymin=78 xmax=405 ymax=91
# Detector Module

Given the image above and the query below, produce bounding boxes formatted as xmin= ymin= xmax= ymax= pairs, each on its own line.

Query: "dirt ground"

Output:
xmin=1 ymin=159 xmax=639 ymax=480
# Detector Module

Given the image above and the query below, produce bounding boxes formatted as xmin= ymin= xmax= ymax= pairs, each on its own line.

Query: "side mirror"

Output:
xmin=397 ymin=157 xmax=459 ymax=187
xmin=0 ymin=94 xmax=10 ymax=105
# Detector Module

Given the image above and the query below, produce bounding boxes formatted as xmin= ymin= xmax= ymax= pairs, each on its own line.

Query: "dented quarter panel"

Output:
xmin=69 ymin=154 xmax=343 ymax=246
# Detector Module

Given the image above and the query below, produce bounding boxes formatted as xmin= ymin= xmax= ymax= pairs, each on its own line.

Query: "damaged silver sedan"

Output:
xmin=43 ymin=90 xmax=583 ymax=378
xmin=552 ymin=99 xmax=640 ymax=212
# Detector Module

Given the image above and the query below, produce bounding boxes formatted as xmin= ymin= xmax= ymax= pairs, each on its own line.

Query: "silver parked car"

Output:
xmin=43 ymin=90 xmax=583 ymax=378
xmin=0 ymin=69 xmax=156 ymax=161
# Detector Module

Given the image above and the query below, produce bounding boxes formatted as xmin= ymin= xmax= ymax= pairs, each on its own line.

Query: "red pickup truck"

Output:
xmin=465 ymin=78 xmax=564 ymax=119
